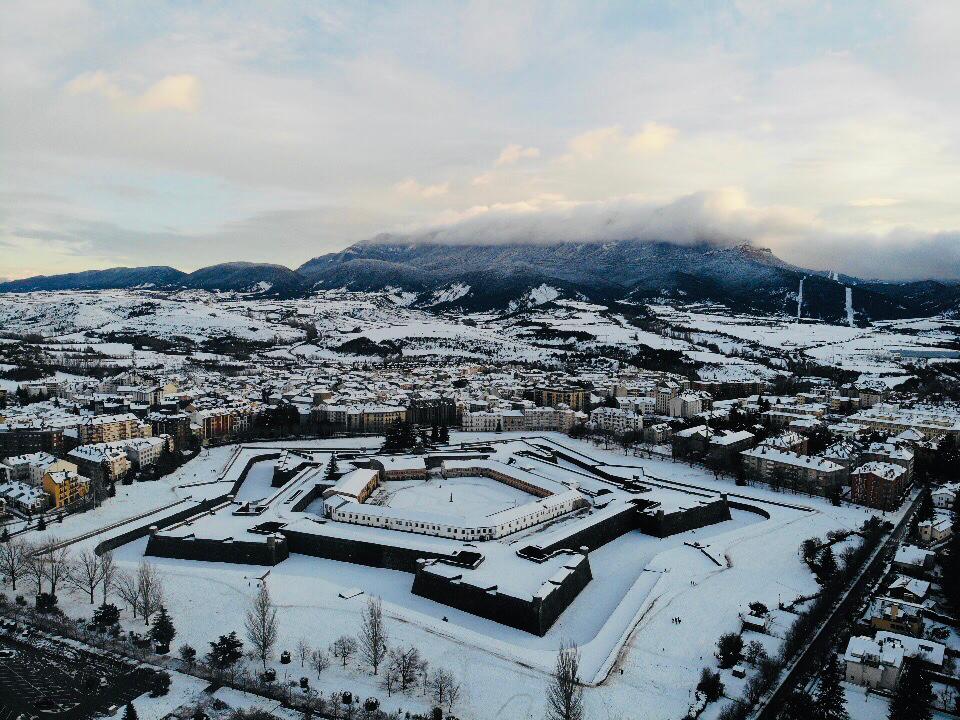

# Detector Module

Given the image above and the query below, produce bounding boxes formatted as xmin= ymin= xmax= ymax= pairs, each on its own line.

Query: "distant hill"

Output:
xmin=183 ymin=262 xmax=307 ymax=297
xmin=0 ymin=262 xmax=305 ymax=298
xmin=3 ymin=238 xmax=958 ymax=321
xmin=0 ymin=266 xmax=187 ymax=292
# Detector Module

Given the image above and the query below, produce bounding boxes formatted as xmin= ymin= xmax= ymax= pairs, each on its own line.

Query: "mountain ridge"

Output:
xmin=3 ymin=239 xmax=958 ymax=321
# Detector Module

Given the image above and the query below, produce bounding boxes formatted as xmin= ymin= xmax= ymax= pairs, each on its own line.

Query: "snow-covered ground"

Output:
xmin=10 ymin=433 xmax=895 ymax=720
xmin=3 ymin=289 xmax=954 ymax=376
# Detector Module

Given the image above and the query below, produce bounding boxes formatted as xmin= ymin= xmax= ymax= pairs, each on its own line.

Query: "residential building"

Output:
xmin=1 ymin=453 xmax=78 ymax=486
xmin=740 ymin=446 xmax=845 ymax=494
xmin=590 ymin=407 xmax=643 ymax=436
xmin=668 ymin=393 xmax=702 ymax=418
xmin=918 ymin=517 xmax=952 ymax=544
xmin=148 ymin=411 xmax=192 ymax=451
xmin=67 ymin=444 xmax=132 ymax=484
xmin=850 ymin=462 xmax=908 ymax=510
xmin=534 ymin=387 xmax=586 ymax=412
xmin=708 ymin=430 xmax=757 ymax=466
xmin=0 ymin=480 xmax=48 ymax=513
xmin=868 ymin=597 xmax=924 ymax=637
xmin=932 ymin=485 xmax=957 ymax=509
xmin=844 ymin=631 xmax=944 ymax=691
xmin=0 ymin=424 xmax=64 ymax=458
xmin=847 ymin=405 xmax=960 ymax=439
xmin=655 ymin=383 xmax=680 ymax=415
xmin=77 ymin=413 xmax=151 ymax=445
xmin=42 ymin=469 xmax=91 ymax=509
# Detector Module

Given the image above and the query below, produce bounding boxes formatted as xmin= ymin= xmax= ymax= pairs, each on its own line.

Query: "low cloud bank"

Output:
xmin=375 ymin=190 xmax=960 ymax=281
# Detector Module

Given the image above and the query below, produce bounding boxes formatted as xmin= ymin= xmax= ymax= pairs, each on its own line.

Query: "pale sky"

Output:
xmin=2 ymin=1 xmax=960 ymax=280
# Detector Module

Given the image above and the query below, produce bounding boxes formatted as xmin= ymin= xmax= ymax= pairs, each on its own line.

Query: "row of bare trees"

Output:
xmin=0 ymin=537 xmax=164 ymax=624
xmin=243 ymin=586 xmax=464 ymax=713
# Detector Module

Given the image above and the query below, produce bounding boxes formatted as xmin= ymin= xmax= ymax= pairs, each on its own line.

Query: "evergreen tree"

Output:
xmin=326 ymin=452 xmax=337 ymax=479
xmin=818 ymin=546 xmax=838 ymax=587
xmin=123 ymin=702 xmax=138 ymax=720
xmin=36 ymin=515 xmax=46 ymax=532
xmin=430 ymin=424 xmax=440 ymax=443
xmin=943 ymin=515 xmax=960 ymax=611
xmin=916 ymin=488 xmax=934 ymax=524
xmin=93 ymin=603 xmax=120 ymax=629
xmin=148 ymin=605 xmax=176 ymax=649
xmin=888 ymin=662 xmax=933 ymax=720
xmin=207 ymin=631 xmax=244 ymax=676
xmin=814 ymin=653 xmax=849 ymax=720
xmin=780 ymin=688 xmax=814 ymax=720
xmin=439 ymin=424 xmax=449 ymax=443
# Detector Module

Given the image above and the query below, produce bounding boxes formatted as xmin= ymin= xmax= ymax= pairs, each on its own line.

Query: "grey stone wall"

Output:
xmin=411 ymin=552 xmax=592 ymax=635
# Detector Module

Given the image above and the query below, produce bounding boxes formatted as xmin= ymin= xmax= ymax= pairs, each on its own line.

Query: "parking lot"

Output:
xmin=0 ymin=620 xmax=151 ymax=720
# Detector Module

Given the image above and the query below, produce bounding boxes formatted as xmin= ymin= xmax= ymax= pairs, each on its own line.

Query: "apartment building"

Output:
xmin=740 ymin=446 xmax=845 ymax=493
xmin=590 ymin=406 xmax=643 ymax=436
xmin=655 ymin=383 xmax=680 ymax=415
xmin=669 ymin=393 xmax=703 ymax=419
xmin=42 ymin=469 xmax=91 ymax=509
xmin=77 ymin=413 xmax=151 ymax=445
xmin=148 ymin=411 xmax=193 ymax=450
xmin=850 ymin=462 xmax=908 ymax=510
xmin=67 ymin=444 xmax=132 ymax=484
xmin=847 ymin=405 xmax=960 ymax=439
xmin=0 ymin=424 xmax=64 ymax=458
xmin=534 ymin=387 xmax=586 ymax=412
xmin=192 ymin=408 xmax=234 ymax=441
xmin=1 ymin=453 xmax=77 ymax=486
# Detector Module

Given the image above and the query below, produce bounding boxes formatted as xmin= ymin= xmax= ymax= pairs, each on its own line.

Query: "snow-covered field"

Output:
xmin=2 ymin=289 xmax=954 ymax=377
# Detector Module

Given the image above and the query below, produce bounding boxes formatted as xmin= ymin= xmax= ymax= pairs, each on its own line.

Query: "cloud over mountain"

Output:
xmin=388 ymin=190 xmax=960 ymax=280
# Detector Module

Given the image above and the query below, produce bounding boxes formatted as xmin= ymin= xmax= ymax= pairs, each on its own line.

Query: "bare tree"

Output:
xmin=244 ymin=581 xmax=278 ymax=671
xmin=311 ymin=649 xmax=331 ymax=678
xmin=42 ymin=542 xmax=70 ymax=597
xmin=546 ymin=641 xmax=584 ymax=720
xmin=358 ymin=595 xmax=388 ymax=674
xmin=136 ymin=560 xmax=163 ymax=624
xmin=297 ymin=638 xmax=311 ymax=667
xmin=24 ymin=544 xmax=46 ymax=596
xmin=446 ymin=677 xmax=462 ymax=714
xmin=100 ymin=551 xmax=116 ymax=605
xmin=419 ymin=657 xmax=430 ymax=696
xmin=330 ymin=635 xmax=357 ymax=667
xmin=65 ymin=549 xmax=104 ymax=603
xmin=114 ymin=569 xmax=140 ymax=619
xmin=388 ymin=645 xmax=421 ymax=693
xmin=432 ymin=668 xmax=457 ymax=709
xmin=0 ymin=539 xmax=27 ymax=591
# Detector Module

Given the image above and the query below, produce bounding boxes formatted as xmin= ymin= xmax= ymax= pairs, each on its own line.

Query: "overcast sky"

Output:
xmin=2 ymin=1 xmax=960 ymax=281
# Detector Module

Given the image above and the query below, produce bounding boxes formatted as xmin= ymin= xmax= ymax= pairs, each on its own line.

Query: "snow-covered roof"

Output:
xmin=709 ymin=430 xmax=755 ymax=446
xmin=852 ymin=461 xmax=905 ymax=480
xmin=875 ymin=631 xmax=945 ymax=666
xmin=741 ymin=446 xmax=843 ymax=472
xmin=376 ymin=455 xmax=427 ymax=472
xmin=889 ymin=575 xmax=930 ymax=599
xmin=894 ymin=544 xmax=933 ymax=567
xmin=327 ymin=468 xmax=379 ymax=500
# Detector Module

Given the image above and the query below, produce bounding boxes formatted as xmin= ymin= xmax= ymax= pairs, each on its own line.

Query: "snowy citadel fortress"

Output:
xmin=111 ymin=438 xmax=758 ymax=636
